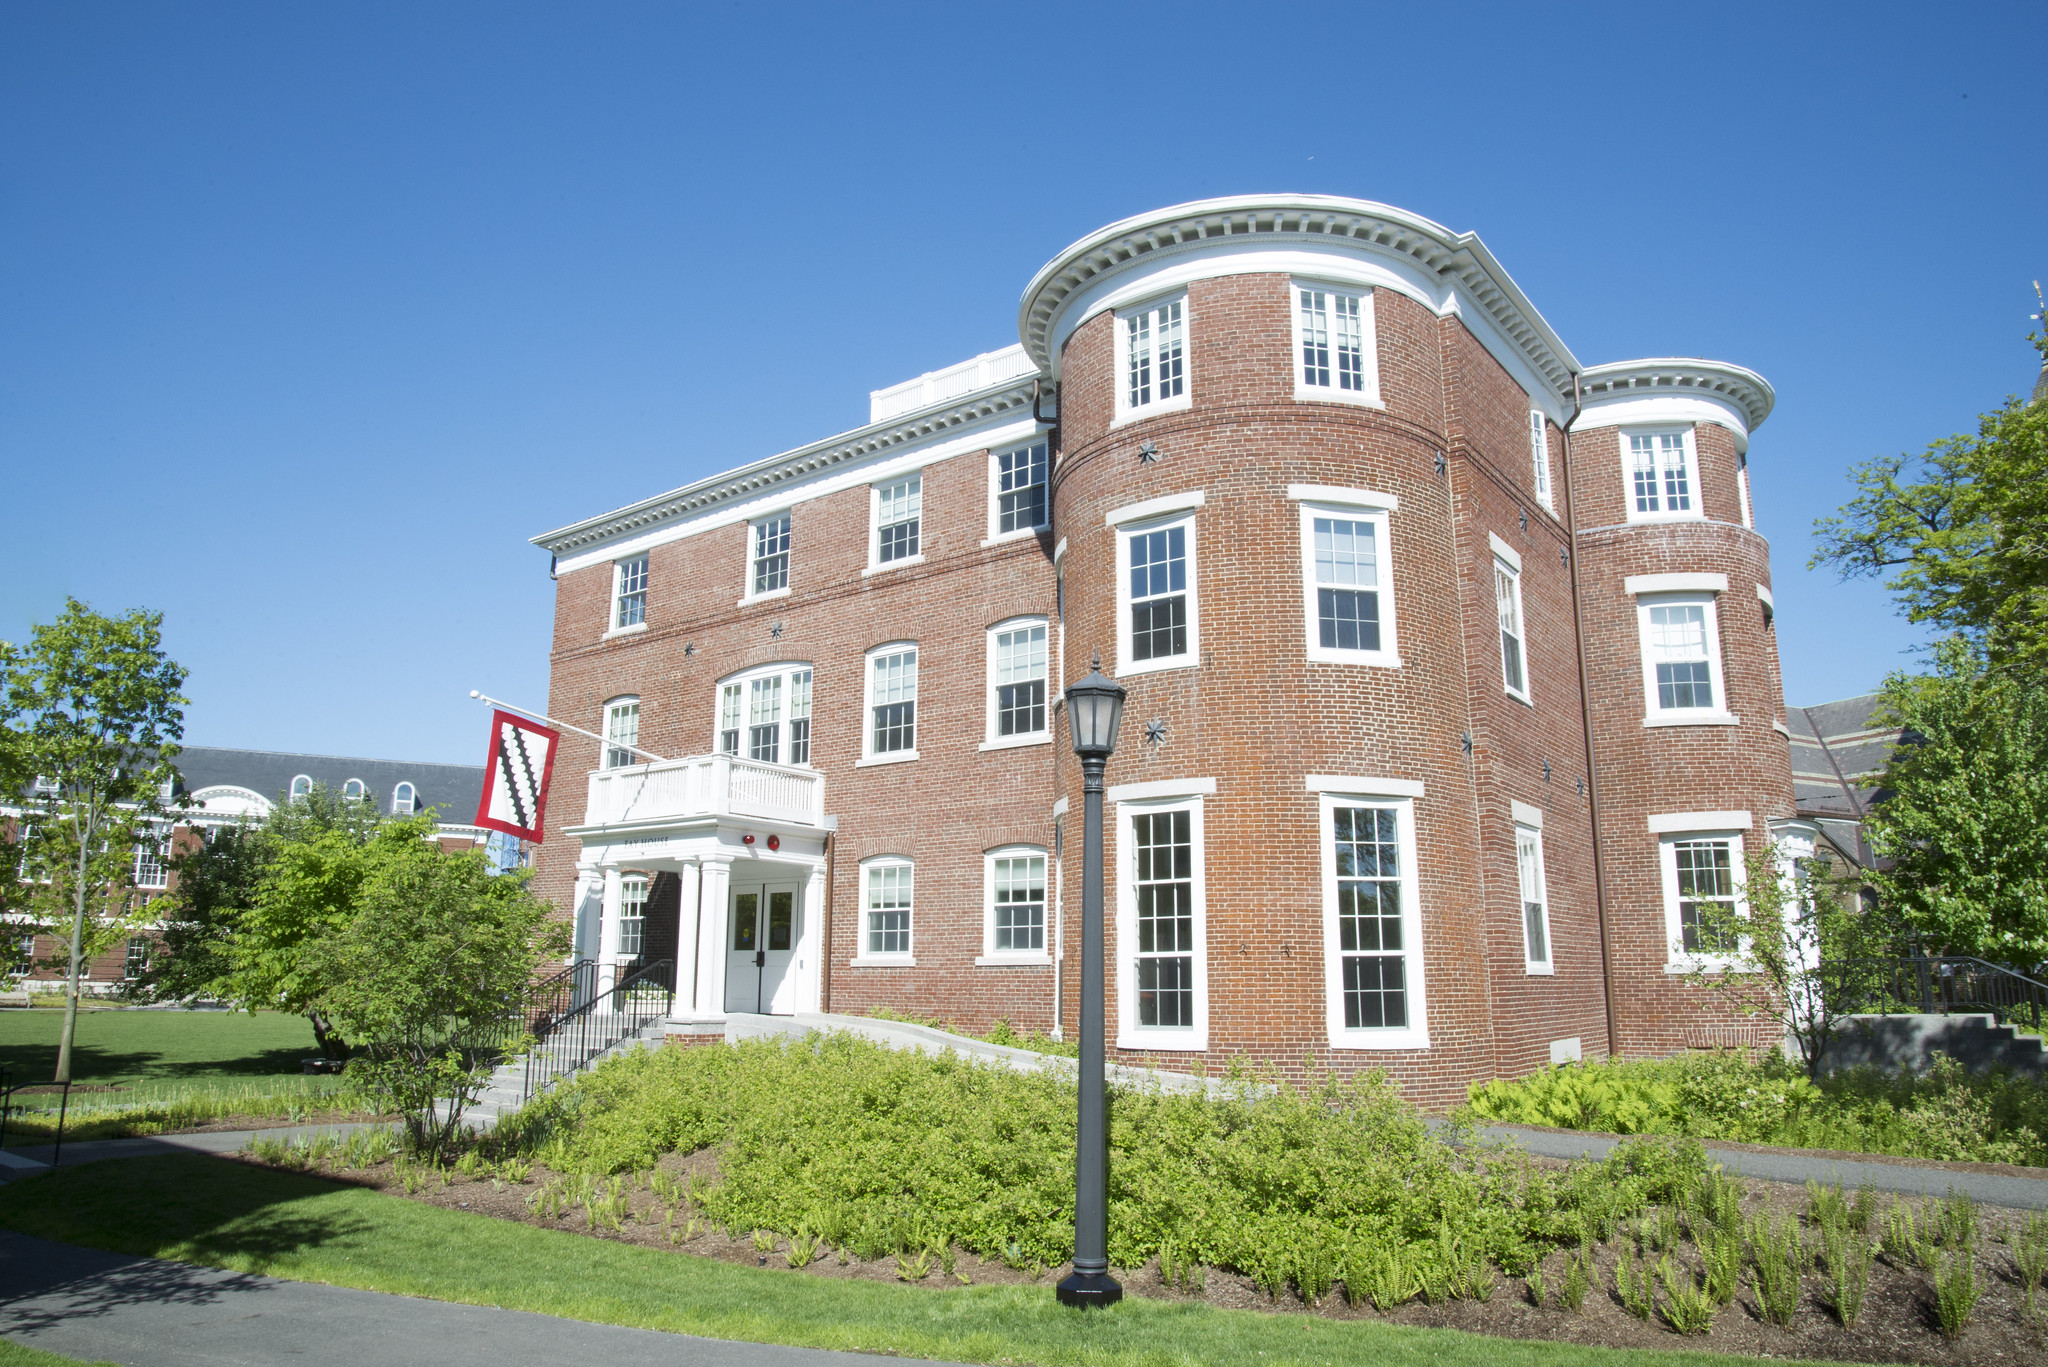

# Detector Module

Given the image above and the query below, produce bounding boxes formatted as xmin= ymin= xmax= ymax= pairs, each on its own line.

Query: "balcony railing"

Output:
xmin=580 ymin=753 xmax=826 ymax=832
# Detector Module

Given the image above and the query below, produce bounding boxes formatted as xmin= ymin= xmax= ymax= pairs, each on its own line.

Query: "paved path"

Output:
xmin=0 ymin=1230 xmax=972 ymax=1367
xmin=0 ymin=1122 xmax=385 ymax=1179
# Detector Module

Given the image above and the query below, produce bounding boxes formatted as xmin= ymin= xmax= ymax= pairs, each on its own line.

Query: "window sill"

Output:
xmin=1291 ymin=386 xmax=1385 ymax=408
xmin=1642 ymin=711 xmax=1740 ymax=729
xmin=1111 ymin=396 xmax=1193 ymax=429
xmin=979 ymin=734 xmax=1051 ymax=752
xmin=855 ymin=750 xmax=920 ymax=768
xmin=863 ymin=554 xmax=925 ymax=577
xmin=737 ymin=586 xmax=792 ymax=608
xmin=980 ymin=528 xmax=1044 ymax=549
xmin=1524 ymin=962 xmax=1556 ymax=977
xmin=1505 ymin=688 xmax=1534 ymax=708
xmin=1622 ymin=512 xmax=1707 ymax=526
xmin=1116 ymin=1029 xmax=1207 ymax=1053
xmin=1115 ymin=655 xmax=1199 ymax=679
xmin=850 ymin=956 xmax=918 ymax=969
xmin=1665 ymin=958 xmax=1753 ymax=975
xmin=1305 ymin=649 xmax=1402 ymax=669
xmin=602 ymin=622 xmax=648 ymax=641
xmin=975 ymin=954 xmax=1051 ymax=967
xmin=1327 ymin=1027 xmax=1431 ymax=1051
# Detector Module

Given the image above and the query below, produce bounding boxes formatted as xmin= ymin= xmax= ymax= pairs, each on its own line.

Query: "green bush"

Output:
xmin=502 ymin=1032 xmax=1711 ymax=1291
xmin=1464 ymin=1050 xmax=2048 ymax=1165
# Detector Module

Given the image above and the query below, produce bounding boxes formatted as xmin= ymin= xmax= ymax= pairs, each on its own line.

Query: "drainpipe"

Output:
xmin=820 ymin=831 xmax=835 ymax=1013
xmin=1561 ymin=373 xmax=1621 ymax=1060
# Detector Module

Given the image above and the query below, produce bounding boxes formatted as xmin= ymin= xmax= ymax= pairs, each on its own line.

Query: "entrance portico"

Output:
xmin=563 ymin=752 xmax=833 ymax=1038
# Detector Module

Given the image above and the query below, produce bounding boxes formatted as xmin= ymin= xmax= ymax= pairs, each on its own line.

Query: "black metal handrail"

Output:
xmin=519 ymin=958 xmax=674 ymax=1105
xmin=474 ymin=958 xmax=598 ymax=1060
xmin=1829 ymin=955 xmax=2048 ymax=1033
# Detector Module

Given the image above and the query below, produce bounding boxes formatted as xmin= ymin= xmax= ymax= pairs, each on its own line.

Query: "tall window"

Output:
xmin=125 ymin=936 xmax=148 ymax=980
xmin=604 ymin=698 xmax=641 ymax=769
xmin=133 ymin=833 xmax=167 ymax=891
xmin=719 ymin=683 xmax=741 ymax=755
xmin=1122 ymin=298 xmax=1185 ymax=413
xmin=996 ymin=441 xmax=1048 ymax=534
xmin=1528 ymin=410 xmax=1553 ymax=507
xmin=1131 ymin=809 xmax=1196 ymax=1030
xmin=751 ymin=514 xmax=791 ymax=595
xmin=867 ymin=646 xmax=917 ymax=758
xmin=1669 ymin=836 xmax=1740 ymax=957
xmin=1495 ymin=558 xmax=1528 ymax=701
xmin=1296 ymin=288 xmax=1367 ymax=392
xmin=788 ymin=669 xmax=812 ymax=765
xmin=717 ymin=665 xmax=812 ymax=765
xmin=1321 ymin=791 xmax=1426 ymax=1049
xmin=1516 ymin=824 xmax=1551 ymax=971
xmin=1638 ymin=596 xmax=1726 ymax=718
xmin=613 ymin=555 xmax=648 ymax=629
xmin=748 ymin=675 xmax=783 ymax=762
xmin=875 ymin=474 xmax=922 ymax=564
xmin=988 ymin=848 xmax=1046 ymax=954
xmin=990 ymin=620 xmax=1048 ymax=741
xmin=1628 ymin=431 xmax=1695 ymax=517
xmin=1298 ymin=500 xmax=1397 ymax=666
xmin=1126 ymin=524 xmax=1190 ymax=665
xmin=391 ymin=782 xmax=417 ymax=814
xmin=618 ymin=875 xmax=648 ymax=957
xmin=864 ymin=859 xmax=913 ymax=957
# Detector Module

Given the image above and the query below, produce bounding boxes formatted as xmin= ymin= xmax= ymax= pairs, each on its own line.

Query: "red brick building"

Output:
xmin=528 ymin=195 xmax=1801 ymax=1105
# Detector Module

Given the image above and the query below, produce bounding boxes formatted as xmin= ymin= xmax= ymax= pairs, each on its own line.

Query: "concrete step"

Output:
xmin=1823 ymin=1012 xmax=2048 ymax=1077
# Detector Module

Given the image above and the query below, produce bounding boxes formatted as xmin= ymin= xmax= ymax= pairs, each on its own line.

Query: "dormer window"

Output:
xmin=613 ymin=556 xmax=648 ymax=630
xmin=1625 ymin=429 xmax=1699 ymax=520
xmin=289 ymin=775 xmax=312 ymax=803
xmin=342 ymin=778 xmax=366 ymax=801
xmin=391 ymin=782 xmax=417 ymax=814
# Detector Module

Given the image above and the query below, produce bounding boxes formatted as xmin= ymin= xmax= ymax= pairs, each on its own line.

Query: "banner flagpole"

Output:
xmin=470 ymin=690 xmax=666 ymax=763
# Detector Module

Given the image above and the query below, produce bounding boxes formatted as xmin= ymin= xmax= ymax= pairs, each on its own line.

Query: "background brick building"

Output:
xmin=528 ymin=195 xmax=1801 ymax=1106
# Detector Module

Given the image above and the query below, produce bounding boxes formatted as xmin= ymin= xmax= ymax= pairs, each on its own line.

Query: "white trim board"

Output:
xmin=1106 ymin=490 xmax=1206 ymax=528
xmin=1107 ymin=777 xmax=1217 ymax=803
xmin=1647 ymin=810 xmax=1753 ymax=834
xmin=1626 ymin=572 xmax=1728 ymax=595
xmin=1305 ymin=775 xmax=1424 ymax=798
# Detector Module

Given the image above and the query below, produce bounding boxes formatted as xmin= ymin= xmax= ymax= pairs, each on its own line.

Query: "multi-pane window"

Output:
xmin=752 ymin=514 xmax=791 ymax=595
xmin=1629 ymin=432 xmax=1694 ymax=516
xmin=748 ymin=675 xmax=783 ymax=763
xmin=865 ymin=860 xmax=912 ymax=956
xmin=719 ymin=684 xmax=742 ymax=755
xmin=392 ymin=782 xmax=417 ymax=814
xmin=876 ymin=475 xmax=922 ymax=564
xmin=614 ymin=556 xmax=648 ymax=629
xmin=1516 ymin=825 xmax=1550 ymax=970
xmin=133 ymin=833 xmax=167 ymax=890
xmin=1296 ymin=288 xmax=1367 ymax=392
xmin=1529 ymin=410 xmax=1553 ymax=507
xmin=1333 ymin=805 xmax=1406 ymax=1030
xmin=717 ymin=666 xmax=812 ymax=765
xmin=604 ymin=698 xmax=640 ymax=769
xmin=124 ymin=936 xmax=148 ymax=980
xmin=990 ymin=850 xmax=1046 ymax=953
xmin=1132 ymin=809 xmax=1196 ymax=1029
xmin=993 ymin=622 xmax=1048 ymax=739
xmin=1314 ymin=516 xmax=1381 ymax=653
xmin=869 ymin=647 xmax=917 ymax=756
xmin=788 ymin=670 xmax=812 ymax=765
xmin=997 ymin=442 xmax=1048 ymax=534
xmin=1646 ymin=603 xmax=1715 ymax=711
xmin=1672 ymin=837 xmax=1739 ymax=956
xmin=1127 ymin=525 xmax=1189 ymax=664
xmin=1496 ymin=559 xmax=1527 ymax=700
xmin=1123 ymin=299 xmax=1185 ymax=411
xmin=617 ymin=875 xmax=648 ymax=957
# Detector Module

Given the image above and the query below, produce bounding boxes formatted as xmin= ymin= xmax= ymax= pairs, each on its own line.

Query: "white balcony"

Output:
xmin=575 ymin=754 xmax=826 ymax=835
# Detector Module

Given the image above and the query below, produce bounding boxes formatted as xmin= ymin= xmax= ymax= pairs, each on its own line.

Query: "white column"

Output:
xmin=671 ymin=859 xmax=703 ymax=1015
xmin=695 ymin=856 xmax=732 ymax=1016
xmin=596 ymin=865 xmax=624 ymax=995
xmin=570 ymin=869 xmax=602 ymax=964
xmin=800 ymin=861 xmax=827 ymax=1013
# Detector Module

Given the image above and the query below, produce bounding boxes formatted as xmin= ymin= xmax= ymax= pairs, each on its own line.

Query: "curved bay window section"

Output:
xmin=1316 ymin=785 xmax=1428 ymax=1050
xmin=715 ymin=663 xmax=814 ymax=766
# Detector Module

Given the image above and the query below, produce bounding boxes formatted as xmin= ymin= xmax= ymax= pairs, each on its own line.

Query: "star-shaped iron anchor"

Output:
xmin=1144 ymin=717 xmax=1167 ymax=745
xmin=1137 ymin=440 xmax=1160 ymax=464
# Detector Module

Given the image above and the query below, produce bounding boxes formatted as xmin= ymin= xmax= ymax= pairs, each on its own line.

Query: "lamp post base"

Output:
xmin=1056 ymin=1270 xmax=1123 ymax=1308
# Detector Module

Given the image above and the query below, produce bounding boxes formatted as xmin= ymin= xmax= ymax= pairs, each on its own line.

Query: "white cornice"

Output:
xmin=531 ymin=379 xmax=1041 ymax=558
xmin=1575 ymin=359 xmax=1775 ymax=433
xmin=1017 ymin=195 xmax=1582 ymax=401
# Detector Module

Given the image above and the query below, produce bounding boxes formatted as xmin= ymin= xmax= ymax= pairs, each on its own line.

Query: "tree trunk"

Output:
xmin=308 ymin=1011 xmax=348 ymax=1061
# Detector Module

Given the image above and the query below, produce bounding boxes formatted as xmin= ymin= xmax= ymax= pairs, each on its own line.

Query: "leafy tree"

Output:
xmin=300 ymin=824 xmax=564 ymax=1159
xmin=2 ymin=600 xmax=187 ymax=1082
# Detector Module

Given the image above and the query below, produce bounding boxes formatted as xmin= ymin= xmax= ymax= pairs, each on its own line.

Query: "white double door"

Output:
xmin=725 ymin=881 xmax=803 ymax=1015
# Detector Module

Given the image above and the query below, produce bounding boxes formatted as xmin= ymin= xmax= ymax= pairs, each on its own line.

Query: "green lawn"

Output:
xmin=0 ymin=1339 xmax=117 ymax=1367
xmin=0 ymin=1155 xmax=1875 ymax=1367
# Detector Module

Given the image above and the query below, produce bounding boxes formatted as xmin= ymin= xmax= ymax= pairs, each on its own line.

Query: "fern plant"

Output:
xmin=1656 ymin=1256 xmax=1716 ymax=1335
xmin=1935 ymin=1247 xmax=1979 ymax=1341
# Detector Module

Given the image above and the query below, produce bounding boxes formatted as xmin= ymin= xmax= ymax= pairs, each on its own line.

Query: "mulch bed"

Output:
xmin=233 ymin=1147 xmax=2048 ymax=1365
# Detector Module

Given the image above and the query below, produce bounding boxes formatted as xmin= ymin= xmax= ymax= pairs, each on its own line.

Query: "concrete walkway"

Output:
xmin=0 ymin=1230 xmax=973 ymax=1367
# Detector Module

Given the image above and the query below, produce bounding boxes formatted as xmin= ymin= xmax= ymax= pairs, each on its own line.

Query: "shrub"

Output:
xmin=1749 ymin=1210 xmax=1806 ymax=1327
xmin=1935 ymin=1247 xmax=1980 ymax=1339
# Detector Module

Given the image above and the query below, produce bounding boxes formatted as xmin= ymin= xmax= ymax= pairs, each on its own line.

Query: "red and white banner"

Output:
xmin=475 ymin=710 xmax=559 ymax=843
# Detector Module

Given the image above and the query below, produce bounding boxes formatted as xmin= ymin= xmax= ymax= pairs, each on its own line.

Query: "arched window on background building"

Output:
xmin=392 ymin=782 xmax=416 ymax=815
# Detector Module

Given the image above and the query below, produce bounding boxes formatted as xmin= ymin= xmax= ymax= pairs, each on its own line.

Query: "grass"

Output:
xmin=0 ymin=1154 xmax=1875 ymax=1367
xmin=0 ymin=1339 xmax=118 ymax=1367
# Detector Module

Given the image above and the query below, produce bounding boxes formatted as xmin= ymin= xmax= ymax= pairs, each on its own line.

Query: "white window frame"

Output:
xmin=617 ymin=874 xmax=649 ymax=958
xmin=391 ymin=781 xmax=417 ymax=814
xmin=1115 ymin=794 xmax=1208 ymax=1052
xmin=1113 ymin=293 xmax=1190 ymax=426
xmin=1513 ymin=804 xmax=1552 ymax=975
xmin=1658 ymin=829 xmax=1750 ymax=972
xmin=610 ymin=555 xmax=649 ymax=635
xmin=867 ymin=471 xmax=925 ymax=573
xmin=983 ymin=617 xmax=1051 ymax=750
xmin=858 ymin=643 xmax=919 ymax=766
xmin=288 ymin=775 xmax=312 ymax=803
xmin=603 ymin=696 xmax=642 ymax=769
xmin=1289 ymin=280 xmax=1381 ymax=407
xmin=742 ymin=512 xmax=793 ymax=604
xmin=1528 ymin=409 xmax=1554 ymax=509
xmin=1296 ymin=497 xmax=1399 ymax=668
xmin=342 ymin=778 xmax=366 ymax=801
xmin=713 ymin=662 xmax=814 ymax=767
xmin=987 ymin=440 xmax=1050 ymax=544
xmin=1634 ymin=591 xmax=1735 ymax=727
xmin=1493 ymin=542 xmax=1530 ymax=705
xmin=1114 ymin=511 xmax=1200 ymax=677
xmin=979 ymin=844 xmax=1050 ymax=965
xmin=853 ymin=855 xmax=915 ymax=965
xmin=124 ymin=935 xmax=148 ymax=980
xmin=133 ymin=828 xmax=169 ymax=891
xmin=1737 ymin=455 xmax=1755 ymax=529
xmin=1621 ymin=426 xmax=1703 ymax=523
xmin=1318 ymin=788 xmax=1429 ymax=1051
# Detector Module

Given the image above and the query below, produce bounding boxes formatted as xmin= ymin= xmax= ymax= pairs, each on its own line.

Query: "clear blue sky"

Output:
xmin=3 ymin=3 xmax=2042 ymax=764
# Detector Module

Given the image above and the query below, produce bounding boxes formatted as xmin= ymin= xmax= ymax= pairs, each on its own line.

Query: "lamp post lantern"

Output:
xmin=1058 ymin=660 xmax=1125 ymax=1309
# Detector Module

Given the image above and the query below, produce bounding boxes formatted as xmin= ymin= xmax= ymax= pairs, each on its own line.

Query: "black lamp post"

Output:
xmin=1058 ymin=660 xmax=1125 ymax=1309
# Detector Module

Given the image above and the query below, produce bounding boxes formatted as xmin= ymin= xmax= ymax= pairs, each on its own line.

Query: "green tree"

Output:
xmin=301 ymin=824 xmax=564 ymax=1159
xmin=2 ymin=600 xmax=187 ymax=1081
